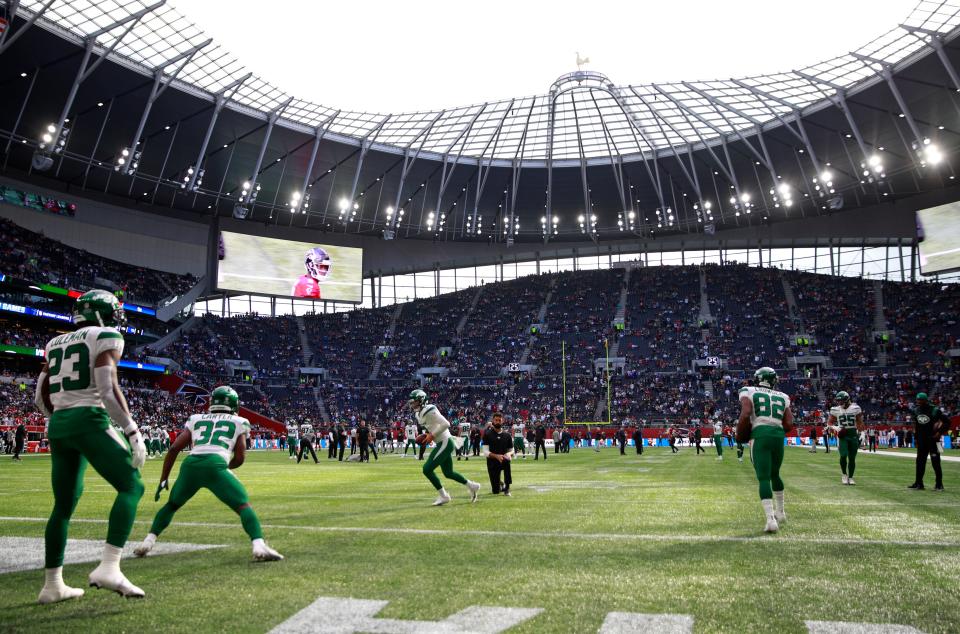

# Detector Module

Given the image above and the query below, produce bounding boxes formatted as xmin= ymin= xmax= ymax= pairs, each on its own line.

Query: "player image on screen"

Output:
xmin=292 ymin=247 xmax=332 ymax=298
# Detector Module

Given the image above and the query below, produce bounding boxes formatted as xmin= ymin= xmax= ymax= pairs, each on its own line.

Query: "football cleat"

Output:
xmin=847 ymin=478 xmax=856 ymax=486
xmin=774 ymin=510 xmax=787 ymax=523
xmin=38 ymin=584 xmax=84 ymax=605
xmin=88 ymin=566 xmax=144 ymax=599
xmin=133 ymin=534 xmax=156 ymax=558
xmin=841 ymin=475 xmax=849 ymax=485
xmin=908 ymin=483 xmax=925 ymax=490
xmin=467 ymin=480 xmax=480 ymax=503
xmin=764 ymin=518 xmax=779 ymax=533
xmin=252 ymin=542 xmax=284 ymax=562
xmin=934 ymin=485 xmax=945 ymax=492
xmin=431 ymin=491 xmax=452 ymax=506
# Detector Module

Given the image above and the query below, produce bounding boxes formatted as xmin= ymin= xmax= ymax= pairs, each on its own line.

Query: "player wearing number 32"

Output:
xmin=133 ymin=385 xmax=283 ymax=562
xmin=736 ymin=367 xmax=795 ymax=534
xmin=36 ymin=290 xmax=147 ymax=604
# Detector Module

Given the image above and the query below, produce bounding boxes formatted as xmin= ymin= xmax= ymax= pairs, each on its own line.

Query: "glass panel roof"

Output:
xmin=17 ymin=0 xmax=960 ymax=162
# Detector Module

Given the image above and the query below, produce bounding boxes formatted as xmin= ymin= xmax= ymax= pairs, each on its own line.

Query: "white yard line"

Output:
xmin=0 ymin=516 xmax=957 ymax=548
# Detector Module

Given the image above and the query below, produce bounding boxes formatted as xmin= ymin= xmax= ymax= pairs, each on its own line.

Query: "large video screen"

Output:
xmin=917 ymin=202 xmax=960 ymax=276
xmin=217 ymin=231 xmax=363 ymax=302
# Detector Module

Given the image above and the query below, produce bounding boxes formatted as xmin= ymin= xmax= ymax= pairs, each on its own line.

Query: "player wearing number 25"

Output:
xmin=736 ymin=367 xmax=795 ymax=534
xmin=133 ymin=385 xmax=283 ymax=562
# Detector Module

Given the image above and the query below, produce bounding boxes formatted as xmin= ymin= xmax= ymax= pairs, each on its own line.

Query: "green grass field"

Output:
xmin=1 ymin=446 xmax=959 ymax=633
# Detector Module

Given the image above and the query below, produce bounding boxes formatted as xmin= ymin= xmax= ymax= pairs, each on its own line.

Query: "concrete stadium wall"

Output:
xmin=0 ymin=175 xmax=207 ymax=276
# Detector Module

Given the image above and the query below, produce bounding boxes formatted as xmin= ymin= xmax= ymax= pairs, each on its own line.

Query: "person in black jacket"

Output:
xmin=694 ymin=425 xmax=706 ymax=455
xmin=632 ymin=425 xmax=643 ymax=455
xmin=908 ymin=393 xmax=951 ymax=491
xmin=616 ymin=427 xmax=627 ymax=455
xmin=357 ymin=421 xmax=371 ymax=462
xmin=483 ymin=413 xmax=514 ymax=495
xmin=13 ymin=423 xmax=26 ymax=461
xmin=534 ymin=422 xmax=547 ymax=460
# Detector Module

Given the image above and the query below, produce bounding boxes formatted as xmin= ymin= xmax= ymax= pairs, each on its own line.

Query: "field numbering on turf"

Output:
xmin=270 ymin=596 xmax=928 ymax=633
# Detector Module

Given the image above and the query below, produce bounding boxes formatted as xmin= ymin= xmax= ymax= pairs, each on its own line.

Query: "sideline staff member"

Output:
xmin=483 ymin=413 xmax=514 ymax=496
xmin=909 ymin=392 xmax=950 ymax=491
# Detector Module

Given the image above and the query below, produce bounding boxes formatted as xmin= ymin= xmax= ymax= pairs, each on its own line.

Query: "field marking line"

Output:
xmin=0 ymin=536 xmax=222 ymax=574
xmin=1 ymin=516 xmax=957 ymax=548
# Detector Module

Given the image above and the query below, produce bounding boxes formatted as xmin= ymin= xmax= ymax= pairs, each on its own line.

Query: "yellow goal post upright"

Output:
xmin=562 ymin=337 xmax=615 ymax=426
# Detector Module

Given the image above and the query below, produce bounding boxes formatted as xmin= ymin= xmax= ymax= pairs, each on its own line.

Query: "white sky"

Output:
xmin=170 ymin=0 xmax=914 ymax=113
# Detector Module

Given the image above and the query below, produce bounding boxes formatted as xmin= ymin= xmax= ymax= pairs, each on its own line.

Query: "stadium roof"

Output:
xmin=13 ymin=0 xmax=960 ymax=163
xmin=2 ymin=1 xmax=960 ymax=245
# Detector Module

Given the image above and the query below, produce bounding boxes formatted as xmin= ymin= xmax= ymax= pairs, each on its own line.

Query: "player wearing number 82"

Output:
xmin=736 ymin=367 xmax=795 ymax=534
xmin=133 ymin=385 xmax=283 ymax=562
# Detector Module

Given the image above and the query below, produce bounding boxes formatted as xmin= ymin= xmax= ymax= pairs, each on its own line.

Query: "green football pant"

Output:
xmin=46 ymin=427 xmax=144 ymax=568
xmin=150 ymin=454 xmax=262 ymax=540
xmin=288 ymin=437 xmax=297 ymax=457
xmin=513 ymin=438 xmax=525 ymax=454
xmin=404 ymin=440 xmax=417 ymax=455
xmin=838 ymin=435 xmax=859 ymax=477
xmin=737 ymin=443 xmax=746 ymax=460
xmin=422 ymin=436 xmax=468 ymax=491
xmin=750 ymin=434 xmax=785 ymax=500
xmin=714 ymin=434 xmax=723 ymax=456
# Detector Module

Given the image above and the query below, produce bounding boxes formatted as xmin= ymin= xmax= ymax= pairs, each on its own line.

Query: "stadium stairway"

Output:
xmin=872 ymin=280 xmax=889 ymax=366
xmin=133 ymin=315 xmax=198 ymax=354
xmin=520 ymin=277 xmax=558 ymax=366
xmin=702 ymin=380 xmax=714 ymax=400
xmin=156 ymin=276 xmax=207 ymax=322
xmin=698 ymin=268 xmax=712 ymax=322
xmin=313 ymin=386 xmax=331 ymax=423
xmin=607 ymin=267 xmax=631 ymax=359
xmin=295 ymin=315 xmax=313 ymax=366
xmin=780 ymin=272 xmax=804 ymax=331
xmin=368 ymin=303 xmax=405 ymax=380
xmin=454 ymin=285 xmax=485 ymax=341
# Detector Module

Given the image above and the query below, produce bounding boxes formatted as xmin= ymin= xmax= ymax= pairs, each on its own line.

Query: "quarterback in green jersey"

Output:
xmin=134 ymin=386 xmax=283 ymax=562
xmin=35 ymin=290 xmax=147 ymax=604
xmin=736 ymin=367 xmax=795 ymax=534
xmin=408 ymin=390 xmax=481 ymax=506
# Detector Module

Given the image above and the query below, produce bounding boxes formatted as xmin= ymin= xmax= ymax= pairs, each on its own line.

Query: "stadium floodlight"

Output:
xmin=338 ymin=197 xmax=349 ymax=211
xmin=385 ymin=206 xmax=394 ymax=218
xmin=820 ymin=170 xmax=833 ymax=184
xmin=740 ymin=193 xmax=750 ymax=203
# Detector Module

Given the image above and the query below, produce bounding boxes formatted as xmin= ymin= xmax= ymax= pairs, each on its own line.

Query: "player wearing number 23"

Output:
xmin=36 ymin=290 xmax=147 ymax=604
xmin=736 ymin=367 xmax=794 ymax=534
xmin=133 ymin=385 xmax=283 ymax=562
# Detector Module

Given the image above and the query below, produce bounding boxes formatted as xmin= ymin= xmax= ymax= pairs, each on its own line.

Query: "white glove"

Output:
xmin=127 ymin=429 xmax=146 ymax=470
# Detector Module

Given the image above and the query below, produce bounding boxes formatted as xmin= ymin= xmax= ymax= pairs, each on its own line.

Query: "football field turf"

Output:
xmin=1 ymin=446 xmax=959 ymax=633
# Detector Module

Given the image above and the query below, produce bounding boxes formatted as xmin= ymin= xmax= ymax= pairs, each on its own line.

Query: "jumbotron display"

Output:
xmin=217 ymin=231 xmax=363 ymax=302
xmin=917 ymin=202 xmax=960 ymax=276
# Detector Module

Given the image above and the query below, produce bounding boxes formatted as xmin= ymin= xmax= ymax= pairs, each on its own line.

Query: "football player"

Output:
xmin=292 ymin=247 xmax=332 ymax=298
xmin=134 ymin=386 xmax=282 ymax=562
xmin=736 ymin=367 xmax=794 ymax=533
xmin=402 ymin=419 xmax=419 ymax=458
xmin=297 ymin=422 xmax=319 ymax=464
xmin=35 ymin=290 xmax=147 ymax=603
xmin=711 ymin=412 xmax=724 ymax=461
xmin=826 ymin=391 xmax=864 ymax=485
xmin=407 ymin=389 xmax=480 ymax=506
xmin=512 ymin=418 xmax=527 ymax=458
xmin=456 ymin=415 xmax=471 ymax=461
xmin=286 ymin=420 xmax=299 ymax=459
xmin=150 ymin=425 xmax=165 ymax=457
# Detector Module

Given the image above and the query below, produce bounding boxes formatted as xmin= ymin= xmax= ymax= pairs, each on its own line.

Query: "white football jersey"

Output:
xmin=712 ymin=421 xmax=723 ymax=435
xmin=405 ymin=423 xmax=418 ymax=439
xmin=830 ymin=403 xmax=862 ymax=433
xmin=286 ymin=423 xmax=298 ymax=438
xmin=44 ymin=326 xmax=124 ymax=412
xmin=739 ymin=386 xmax=791 ymax=430
xmin=415 ymin=404 xmax=450 ymax=441
xmin=459 ymin=421 xmax=471 ymax=436
xmin=185 ymin=412 xmax=250 ymax=461
xmin=512 ymin=423 xmax=525 ymax=438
